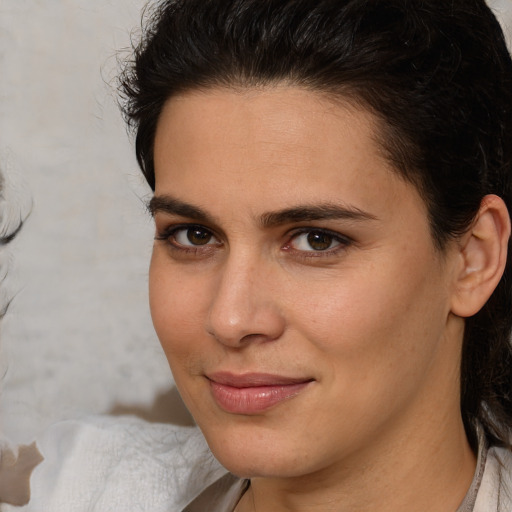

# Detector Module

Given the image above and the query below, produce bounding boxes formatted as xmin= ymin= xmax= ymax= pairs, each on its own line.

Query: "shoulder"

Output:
xmin=23 ymin=415 xmax=230 ymax=512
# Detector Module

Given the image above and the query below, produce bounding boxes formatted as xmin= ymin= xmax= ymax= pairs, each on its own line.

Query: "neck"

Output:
xmin=236 ymin=414 xmax=475 ymax=512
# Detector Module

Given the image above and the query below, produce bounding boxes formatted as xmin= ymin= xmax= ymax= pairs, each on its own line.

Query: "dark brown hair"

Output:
xmin=119 ymin=0 xmax=512 ymax=448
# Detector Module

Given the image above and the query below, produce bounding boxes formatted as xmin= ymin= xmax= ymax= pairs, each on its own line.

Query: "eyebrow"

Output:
xmin=148 ymin=195 xmax=377 ymax=227
xmin=149 ymin=196 xmax=211 ymax=223
xmin=258 ymin=204 xmax=377 ymax=227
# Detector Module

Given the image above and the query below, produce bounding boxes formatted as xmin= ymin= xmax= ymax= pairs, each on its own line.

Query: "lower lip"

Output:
xmin=209 ymin=380 xmax=311 ymax=414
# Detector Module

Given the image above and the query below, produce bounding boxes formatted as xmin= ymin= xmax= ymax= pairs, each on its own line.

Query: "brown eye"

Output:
xmin=171 ymin=226 xmax=219 ymax=247
xmin=289 ymin=229 xmax=346 ymax=253
xmin=186 ymin=227 xmax=212 ymax=245
xmin=307 ymin=231 xmax=333 ymax=251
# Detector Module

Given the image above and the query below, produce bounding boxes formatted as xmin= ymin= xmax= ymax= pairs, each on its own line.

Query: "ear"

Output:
xmin=451 ymin=194 xmax=511 ymax=318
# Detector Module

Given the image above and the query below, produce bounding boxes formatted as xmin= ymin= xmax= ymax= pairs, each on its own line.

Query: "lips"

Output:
xmin=207 ymin=372 xmax=313 ymax=414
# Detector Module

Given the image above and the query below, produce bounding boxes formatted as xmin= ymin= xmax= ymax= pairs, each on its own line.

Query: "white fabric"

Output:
xmin=6 ymin=415 xmax=512 ymax=512
xmin=9 ymin=416 xmax=238 ymax=512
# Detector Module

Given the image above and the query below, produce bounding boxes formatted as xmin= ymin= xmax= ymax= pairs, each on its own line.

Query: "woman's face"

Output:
xmin=150 ymin=86 xmax=463 ymax=478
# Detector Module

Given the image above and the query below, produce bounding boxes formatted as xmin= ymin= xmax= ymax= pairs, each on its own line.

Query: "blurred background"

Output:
xmin=0 ymin=0 xmax=511 ymax=446
xmin=0 ymin=0 xmax=194 ymax=446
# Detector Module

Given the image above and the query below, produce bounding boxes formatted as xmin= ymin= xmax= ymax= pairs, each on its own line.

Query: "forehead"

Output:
xmin=153 ymin=86 xmax=427 ymax=226
xmin=155 ymin=86 xmax=374 ymax=168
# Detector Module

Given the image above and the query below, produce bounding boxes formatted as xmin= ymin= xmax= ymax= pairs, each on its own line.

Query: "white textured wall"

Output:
xmin=0 ymin=0 xmax=176 ymax=444
xmin=0 ymin=1 xmax=511 ymax=445
xmin=495 ymin=0 xmax=512 ymax=46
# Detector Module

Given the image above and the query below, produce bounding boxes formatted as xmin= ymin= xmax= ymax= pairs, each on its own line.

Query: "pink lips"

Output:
xmin=207 ymin=372 xmax=313 ymax=414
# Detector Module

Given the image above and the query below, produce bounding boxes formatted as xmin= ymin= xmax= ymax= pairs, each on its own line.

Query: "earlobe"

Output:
xmin=451 ymin=194 xmax=511 ymax=318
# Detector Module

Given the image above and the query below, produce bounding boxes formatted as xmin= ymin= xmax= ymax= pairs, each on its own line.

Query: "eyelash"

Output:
xmin=155 ymin=224 xmax=222 ymax=255
xmin=154 ymin=224 xmax=353 ymax=258
xmin=284 ymin=228 xmax=353 ymax=258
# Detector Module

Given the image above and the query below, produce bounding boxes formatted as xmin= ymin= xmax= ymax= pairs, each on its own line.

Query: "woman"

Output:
xmin=23 ymin=0 xmax=512 ymax=511
xmin=119 ymin=0 xmax=512 ymax=510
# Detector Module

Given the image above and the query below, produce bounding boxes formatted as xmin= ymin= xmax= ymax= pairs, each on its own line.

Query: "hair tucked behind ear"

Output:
xmin=119 ymin=0 xmax=512 ymax=447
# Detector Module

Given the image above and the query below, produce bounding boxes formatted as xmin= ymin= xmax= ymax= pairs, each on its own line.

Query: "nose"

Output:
xmin=205 ymin=254 xmax=286 ymax=347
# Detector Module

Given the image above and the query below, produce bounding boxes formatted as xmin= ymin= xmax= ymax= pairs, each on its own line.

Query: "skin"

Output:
xmin=150 ymin=86 xmax=478 ymax=512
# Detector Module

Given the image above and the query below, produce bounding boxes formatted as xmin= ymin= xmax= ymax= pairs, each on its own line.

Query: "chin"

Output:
xmin=211 ymin=445 xmax=307 ymax=479
xmin=197 ymin=418 xmax=321 ymax=479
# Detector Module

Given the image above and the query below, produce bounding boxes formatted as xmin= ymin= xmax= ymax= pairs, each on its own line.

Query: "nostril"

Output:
xmin=206 ymin=312 xmax=286 ymax=347
xmin=206 ymin=329 xmax=281 ymax=348
xmin=239 ymin=332 xmax=280 ymax=344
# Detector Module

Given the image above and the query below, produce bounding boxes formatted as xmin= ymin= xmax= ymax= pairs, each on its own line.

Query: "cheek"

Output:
xmin=291 ymin=251 xmax=449 ymax=389
xmin=148 ymin=253 xmax=210 ymax=364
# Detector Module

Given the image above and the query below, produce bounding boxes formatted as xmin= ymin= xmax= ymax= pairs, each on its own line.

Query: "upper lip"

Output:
xmin=207 ymin=372 xmax=314 ymax=388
